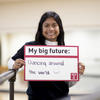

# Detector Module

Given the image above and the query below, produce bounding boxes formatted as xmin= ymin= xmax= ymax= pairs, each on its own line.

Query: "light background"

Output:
xmin=0 ymin=0 xmax=100 ymax=100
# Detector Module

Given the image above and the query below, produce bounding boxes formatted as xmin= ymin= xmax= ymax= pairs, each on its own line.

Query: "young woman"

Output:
xmin=8 ymin=11 xmax=85 ymax=100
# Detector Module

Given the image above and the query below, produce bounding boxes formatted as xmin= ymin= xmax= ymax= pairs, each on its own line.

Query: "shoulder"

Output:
xmin=25 ymin=41 xmax=40 ymax=45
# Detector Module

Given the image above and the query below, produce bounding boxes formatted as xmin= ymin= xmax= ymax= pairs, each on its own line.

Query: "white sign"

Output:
xmin=24 ymin=45 xmax=79 ymax=81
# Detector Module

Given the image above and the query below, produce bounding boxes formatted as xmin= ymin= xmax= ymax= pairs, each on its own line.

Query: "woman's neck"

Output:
xmin=45 ymin=40 xmax=58 ymax=45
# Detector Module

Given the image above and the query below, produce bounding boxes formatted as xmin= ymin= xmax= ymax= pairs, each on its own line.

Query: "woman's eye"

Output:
xmin=44 ymin=24 xmax=49 ymax=28
xmin=52 ymin=23 xmax=58 ymax=28
xmin=52 ymin=24 xmax=56 ymax=27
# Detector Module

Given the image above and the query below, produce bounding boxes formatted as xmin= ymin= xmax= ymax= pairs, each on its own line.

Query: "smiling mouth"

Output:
xmin=47 ymin=33 xmax=55 ymax=36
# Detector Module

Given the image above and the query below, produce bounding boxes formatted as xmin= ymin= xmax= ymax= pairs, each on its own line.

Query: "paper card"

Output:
xmin=24 ymin=45 xmax=79 ymax=81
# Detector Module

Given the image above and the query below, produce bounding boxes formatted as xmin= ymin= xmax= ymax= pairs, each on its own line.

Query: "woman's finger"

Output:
xmin=13 ymin=59 xmax=25 ymax=69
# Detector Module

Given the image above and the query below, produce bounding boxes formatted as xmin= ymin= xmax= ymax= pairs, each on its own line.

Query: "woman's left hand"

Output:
xmin=79 ymin=62 xmax=85 ymax=75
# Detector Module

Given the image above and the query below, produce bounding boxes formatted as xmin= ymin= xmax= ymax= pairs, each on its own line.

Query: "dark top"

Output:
xmin=12 ymin=41 xmax=69 ymax=100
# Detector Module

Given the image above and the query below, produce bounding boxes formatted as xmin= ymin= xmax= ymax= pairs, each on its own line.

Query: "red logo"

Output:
xmin=71 ymin=73 xmax=77 ymax=80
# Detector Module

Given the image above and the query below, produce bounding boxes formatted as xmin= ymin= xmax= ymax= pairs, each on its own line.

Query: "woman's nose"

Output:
xmin=49 ymin=26 xmax=54 ymax=31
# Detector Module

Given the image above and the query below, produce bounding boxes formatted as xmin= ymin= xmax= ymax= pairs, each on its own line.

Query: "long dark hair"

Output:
xmin=35 ymin=11 xmax=65 ymax=45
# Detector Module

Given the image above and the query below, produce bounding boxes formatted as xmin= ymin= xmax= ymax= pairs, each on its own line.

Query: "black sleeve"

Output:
xmin=11 ymin=41 xmax=38 ymax=61
xmin=12 ymin=45 xmax=24 ymax=61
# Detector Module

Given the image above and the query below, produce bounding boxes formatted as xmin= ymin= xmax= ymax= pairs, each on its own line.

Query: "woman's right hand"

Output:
xmin=13 ymin=59 xmax=25 ymax=70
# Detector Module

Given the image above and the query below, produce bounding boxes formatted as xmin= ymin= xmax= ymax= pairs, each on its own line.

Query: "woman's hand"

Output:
xmin=13 ymin=59 xmax=25 ymax=70
xmin=79 ymin=62 xmax=85 ymax=75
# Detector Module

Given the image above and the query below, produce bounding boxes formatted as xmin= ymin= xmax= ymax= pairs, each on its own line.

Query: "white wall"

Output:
xmin=0 ymin=0 xmax=100 ymax=32
xmin=0 ymin=32 xmax=34 ymax=66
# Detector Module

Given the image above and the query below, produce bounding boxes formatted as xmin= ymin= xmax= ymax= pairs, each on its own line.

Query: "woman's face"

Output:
xmin=42 ymin=17 xmax=60 ymax=42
